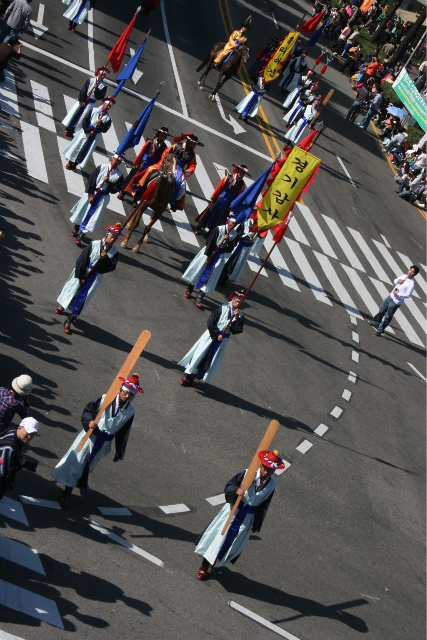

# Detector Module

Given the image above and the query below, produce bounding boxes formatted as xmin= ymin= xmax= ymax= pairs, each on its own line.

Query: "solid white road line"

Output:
xmin=90 ymin=521 xmax=164 ymax=567
xmin=347 ymin=227 xmax=390 ymax=282
xmin=284 ymin=237 xmax=332 ymax=304
xmin=57 ymin=136 xmax=85 ymax=197
xmin=372 ymin=241 xmax=420 ymax=299
xmin=97 ymin=507 xmax=132 ymax=516
xmin=380 ymin=234 xmax=391 ymax=248
xmin=348 ymin=371 xmax=357 ymax=383
xmin=30 ymin=81 xmax=56 ymax=132
xmin=21 ymin=121 xmax=48 ymax=183
xmin=342 ymin=389 xmax=352 ymax=401
xmin=351 ymin=351 xmax=359 ymax=362
xmin=206 ymin=494 xmax=226 ymax=506
xmin=159 ymin=503 xmax=190 ymax=514
xmin=0 ymin=536 xmax=45 ymax=575
xmin=407 ymin=362 xmax=427 ymax=382
xmin=314 ymin=252 xmax=363 ymax=318
xmin=0 ymin=580 xmax=63 ymax=628
xmin=314 ymin=423 xmax=329 ymax=436
xmin=0 ymin=70 xmax=19 ymax=117
xmin=322 ymin=215 xmax=365 ymax=272
xmin=335 ymin=154 xmax=357 ymax=187
xmin=341 ymin=264 xmax=394 ymax=334
xmin=160 ymin=0 xmax=188 ymax=118
xmin=20 ymin=496 xmax=61 ymax=510
xmin=369 ymin=277 xmax=424 ymax=346
xmin=169 ymin=208 xmax=199 ymax=246
xmin=297 ymin=202 xmax=338 ymax=259
xmin=264 ymin=233 xmax=300 ymax=291
xmin=396 ymin=252 xmax=427 ymax=294
xmin=0 ymin=497 xmax=29 ymax=526
xmin=87 ymin=8 xmax=95 ymax=72
xmin=287 ymin=217 xmax=310 ymax=246
xmin=296 ymin=439 xmax=313 ymax=454
xmin=330 ymin=406 xmax=343 ymax=418
xmin=229 ymin=601 xmax=302 ymax=639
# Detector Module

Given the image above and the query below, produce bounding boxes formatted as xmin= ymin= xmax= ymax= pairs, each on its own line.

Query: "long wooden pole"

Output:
xmin=77 ymin=329 xmax=151 ymax=451
xmin=221 ymin=419 xmax=280 ymax=535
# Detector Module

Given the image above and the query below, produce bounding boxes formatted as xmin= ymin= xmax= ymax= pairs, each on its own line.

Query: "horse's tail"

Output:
xmin=196 ymin=57 xmax=209 ymax=72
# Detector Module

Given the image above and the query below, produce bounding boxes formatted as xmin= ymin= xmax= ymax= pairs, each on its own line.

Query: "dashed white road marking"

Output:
xmin=330 ymin=406 xmax=343 ymax=419
xmin=351 ymin=351 xmax=359 ymax=363
xmin=350 ymin=315 xmax=357 ymax=325
xmin=0 ymin=579 xmax=63 ymax=628
xmin=0 ymin=535 xmax=45 ymax=575
xmin=348 ymin=371 xmax=357 ymax=383
xmin=159 ymin=503 xmax=190 ymax=514
xmin=90 ymin=521 xmax=164 ymax=567
xmin=97 ymin=507 xmax=132 ymax=516
xmin=296 ymin=439 xmax=313 ymax=454
xmin=229 ymin=600 xmax=301 ymax=639
xmin=314 ymin=423 xmax=329 ymax=436
xmin=0 ymin=496 xmax=29 ymax=526
xmin=380 ymin=234 xmax=391 ymax=248
xmin=20 ymin=495 xmax=61 ymax=509
xmin=342 ymin=389 xmax=352 ymax=401
xmin=352 ymin=331 xmax=359 ymax=343
xmin=206 ymin=494 xmax=226 ymax=506
xmin=407 ymin=362 xmax=427 ymax=382
xmin=335 ymin=154 xmax=357 ymax=188
xmin=275 ymin=458 xmax=292 ymax=475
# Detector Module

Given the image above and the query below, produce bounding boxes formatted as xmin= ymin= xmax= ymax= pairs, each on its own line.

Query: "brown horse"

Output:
xmin=120 ymin=153 xmax=177 ymax=253
xmin=197 ymin=42 xmax=250 ymax=100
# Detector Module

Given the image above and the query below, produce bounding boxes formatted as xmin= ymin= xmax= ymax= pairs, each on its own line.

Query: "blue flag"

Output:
xmin=305 ymin=25 xmax=325 ymax=50
xmin=230 ymin=164 xmax=273 ymax=223
xmin=115 ymin=91 xmax=160 ymax=155
xmin=113 ymin=39 xmax=146 ymax=98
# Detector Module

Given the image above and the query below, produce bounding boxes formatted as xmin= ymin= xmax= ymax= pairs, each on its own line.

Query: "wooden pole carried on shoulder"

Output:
xmin=77 ymin=329 xmax=151 ymax=451
xmin=220 ymin=418 xmax=280 ymax=536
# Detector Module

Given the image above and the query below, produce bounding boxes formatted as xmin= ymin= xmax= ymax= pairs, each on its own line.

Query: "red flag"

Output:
xmin=108 ymin=12 xmax=139 ymax=74
xmin=301 ymin=11 xmax=325 ymax=33
xmin=272 ymin=221 xmax=288 ymax=243
xmin=297 ymin=130 xmax=317 ymax=151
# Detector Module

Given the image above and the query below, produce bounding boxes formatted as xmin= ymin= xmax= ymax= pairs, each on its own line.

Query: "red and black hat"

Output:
xmin=228 ymin=290 xmax=245 ymax=301
xmin=95 ymin=67 xmax=109 ymax=77
xmin=118 ymin=372 xmax=144 ymax=393
xmin=155 ymin=125 xmax=169 ymax=137
xmin=173 ymin=133 xmax=200 ymax=145
xmin=232 ymin=163 xmax=251 ymax=176
xmin=105 ymin=222 xmax=124 ymax=236
xmin=258 ymin=449 xmax=285 ymax=469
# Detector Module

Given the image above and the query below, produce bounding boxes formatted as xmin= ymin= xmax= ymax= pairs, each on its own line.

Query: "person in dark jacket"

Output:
xmin=0 ymin=417 xmax=39 ymax=499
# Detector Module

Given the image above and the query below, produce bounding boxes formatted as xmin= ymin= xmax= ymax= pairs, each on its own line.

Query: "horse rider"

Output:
xmin=213 ymin=15 xmax=252 ymax=69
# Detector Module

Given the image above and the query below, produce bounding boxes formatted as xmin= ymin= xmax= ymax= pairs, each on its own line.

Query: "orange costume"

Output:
xmin=122 ymin=132 xmax=168 ymax=197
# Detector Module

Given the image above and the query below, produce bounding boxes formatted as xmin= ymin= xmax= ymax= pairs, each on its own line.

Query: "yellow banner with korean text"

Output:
xmin=263 ymin=32 xmax=300 ymax=83
xmin=256 ymin=147 xmax=320 ymax=231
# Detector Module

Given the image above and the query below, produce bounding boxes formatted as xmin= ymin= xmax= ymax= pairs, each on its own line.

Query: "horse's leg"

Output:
xmin=196 ymin=55 xmax=209 ymax=73
xmin=132 ymin=203 xmax=150 ymax=252
xmin=210 ymin=72 xmax=223 ymax=100
xmin=121 ymin=207 xmax=142 ymax=248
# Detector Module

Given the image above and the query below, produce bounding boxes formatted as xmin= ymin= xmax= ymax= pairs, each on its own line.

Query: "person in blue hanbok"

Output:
xmin=51 ymin=373 xmax=143 ymax=507
xmin=282 ymin=72 xmax=315 ymax=112
xmin=279 ymin=53 xmax=308 ymax=93
xmin=64 ymin=99 xmax=113 ymax=171
xmin=64 ymin=0 xmax=94 ymax=33
xmin=182 ymin=215 xmax=240 ymax=308
xmin=284 ymin=97 xmax=321 ymax=145
xmin=283 ymin=83 xmax=318 ymax=126
xmin=235 ymin=76 xmax=267 ymax=122
xmin=69 ymin=156 xmax=124 ymax=245
xmin=195 ymin=449 xmax=284 ymax=580
xmin=55 ymin=223 xmax=122 ymax=334
xmin=218 ymin=219 xmax=256 ymax=285
xmin=179 ymin=291 xmax=245 ymax=387
xmin=63 ymin=68 xmax=108 ymax=138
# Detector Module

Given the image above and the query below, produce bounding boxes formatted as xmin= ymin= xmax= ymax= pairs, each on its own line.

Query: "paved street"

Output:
xmin=0 ymin=1 xmax=425 ymax=639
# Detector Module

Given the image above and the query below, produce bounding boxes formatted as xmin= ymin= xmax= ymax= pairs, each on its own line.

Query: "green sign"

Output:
xmin=392 ymin=69 xmax=427 ymax=131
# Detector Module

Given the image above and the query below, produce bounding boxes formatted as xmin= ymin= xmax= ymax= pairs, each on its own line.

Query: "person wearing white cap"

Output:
xmin=0 ymin=416 xmax=39 ymax=499
xmin=0 ymin=375 xmax=32 ymax=434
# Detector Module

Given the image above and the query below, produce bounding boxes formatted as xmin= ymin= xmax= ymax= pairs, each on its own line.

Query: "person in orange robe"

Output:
xmin=118 ymin=126 xmax=169 ymax=200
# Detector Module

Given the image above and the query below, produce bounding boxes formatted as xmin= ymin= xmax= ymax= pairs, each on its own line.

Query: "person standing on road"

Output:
xmin=0 ymin=0 xmax=32 ymax=43
xmin=194 ymin=449 xmax=284 ymax=580
xmin=0 ymin=375 xmax=32 ymax=434
xmin=0 ymin=417 xmax=39 ymax=499
xmin=179 ymin=291 xmax=245 ymax=387
xmin=51 ymin=374 xmax=142 ymax=507
xmin=368 ymin=266 xmax=419 ymax=337
xmin=62 ymin=68 xmax=108 ymax=138
xmin=345 ymin=81 xmax=368 ymax=122
xmin=0 ymin=35 xmax=22 ymax=81
xmin=358 ymin=84 xmax=382 ymax=130
xmin=64 ymin=99 xmax=114 ymax=172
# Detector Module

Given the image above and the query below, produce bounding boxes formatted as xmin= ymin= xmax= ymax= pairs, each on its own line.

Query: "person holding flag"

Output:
xmin=179 ymin=291 xmax=245 ymax=387
xmin=55 ymin=223 xmax=122 ymax=334
xmin=194 ymin=164 xmax=248 ymax=234
xmin=279 ymin=52 xmax=308 ymax=93
xmin=64 ymin=98 xmax=114 ymax=171
xmin=219 ymin=219 xmax=257 ymax=286
xmin=283 ymin=82 xmax=319 ymax=126
xmin=62 ymin=68 xmax=108 ymax=138
xmin=284 ymin=96 xmax=322 ymax=145
xmin=64 ymin=0 xmax=93 ymax=33
xmin=235 ymin=76 xmax=268 ymax=122
xmin=213 ymin=16 xmax=251 ymax=69
xmin=69 ymin=156 xmax=124 ymax=245
xmin=282 ymin=70 xmax=315 ymax=112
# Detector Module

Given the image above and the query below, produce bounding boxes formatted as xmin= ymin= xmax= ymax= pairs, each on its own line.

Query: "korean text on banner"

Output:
xmin=263 ymin=32 xmax=300 ymax=83
xmin=256 ymin=147 xmax=320 ymax=231
xmin=392 ymin=69 xmax=427 ymax=132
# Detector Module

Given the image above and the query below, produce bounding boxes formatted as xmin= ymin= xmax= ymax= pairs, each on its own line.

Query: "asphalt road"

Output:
xmin=0 ymin=1 xmax=425 ymax=639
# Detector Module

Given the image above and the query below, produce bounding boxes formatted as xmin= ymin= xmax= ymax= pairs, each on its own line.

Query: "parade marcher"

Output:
xmin=64 ymin=98 xmax=114 ymax=171
xmin=194 ymin=449 xmax=284 ymax=579
xmin=279 ymin=52 xmax=307 ymax=93
xmin=179 ymin=291 xmax=245 ymax=387
xmin=278 ymin=38 xmax=303 ymax=78
xmin=64 ymin=0 xmax=93 ymax=33
xmin=284 ymin=96 xmax=321 ymax=145
xmin=0 ymin=417 xmax=39 ymax=500
xmin=69 ymin=156 xmax=124 ymax=245
xmin=219 ymin=219 xmax=256 ymax=285
xmin=182 ymin=215 xmax=240 ymax=308
xmin=248 ymin=36 xmax=279 ymax=79
xmin=368 ymin=266 xmax=419 ymax=337
xmin=282 ymin=71 xmax=315 ymax=112
xmin=235 ymin=76 xmax=267 ymax=122
xmin=55 ymin=223 xmax=122 ymax=334
xmin=62 ymin=68 xmax=108 ymax=138
xmin=194 ymin=164 xmax=248 ymax=233
xmin=283 ymin=82 xmax=319 ymax=126
xmin=51 ymin=374 xmax=142 ymax=507
xmin=0 ymin=375 xmax=32 ymax=434
xmin=213 ymin=16 xmax=251 ymax=69
xmin=118 ymin=126 xmax=169 ymax=201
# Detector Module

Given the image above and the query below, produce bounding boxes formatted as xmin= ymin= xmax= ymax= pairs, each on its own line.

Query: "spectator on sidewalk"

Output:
xmin=345 ymin=81 xmax=368 ymax=122
xmin=368 ymin=266 xmax=419 ymax=337
xmin=358 ymin=84 xmax=382 ymax=130
xmin=0 ymin=416 xmax=39 ymax=500
xmin=341 ymin=44 xmax=361 ymax=75
xmin=0 ymin=0 xmax=32 ymax=43
xmin=0 ymin=35 xmax=22 ymax=82
xmin=0 ymin=375 xmax=32 ymax=434
xmin=395 ymin=175 xmax=426 ymax=203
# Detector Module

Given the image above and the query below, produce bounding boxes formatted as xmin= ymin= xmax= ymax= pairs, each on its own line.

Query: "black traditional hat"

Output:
xmin=155 ymin=125 xmax=169 ymax=136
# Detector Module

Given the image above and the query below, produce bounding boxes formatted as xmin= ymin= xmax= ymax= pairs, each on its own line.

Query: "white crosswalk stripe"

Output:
xmin=373 ymin=241 xmax=420 ymax=299
xmin=297 ymin=202 xmax=338 ymax=259
xmin=284 ymin=237 xmax=331 ymax=304
xmin=341 ymin=264 xmax=394 ymax=334
xmin=287 ymin=216 xmax=310 ymax=246
xmin=322 ymin=215 xmax=365 ymax=272
xmin=0 ymin=70 xmax=20 ymax=117
xmin=314 ymin=251 xmax=363 ymax=318
xmin=347 ymin=227 xmax=390 ymax=283
xmin=21 ymin=121 xmax=48 ymax=183
xmin=0 ymin=579 xmax=63 ymax=629
xmin=30 ymin=80 xmax=55 ymax=132
xmin=169 ymin=208 xmax=199 ymax=246
xmin=0 ymin=535 xmax=45 ymax=575
xmin=396 ymin=252 xmax=427 ymax=295
xmin=264 ymin=232 xmax=300 ymax=291
xmin=57 ymin=135 xmax=85 ymax=196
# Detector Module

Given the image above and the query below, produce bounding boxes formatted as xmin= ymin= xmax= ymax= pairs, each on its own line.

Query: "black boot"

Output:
xmin=59 ymin=486 xmax=73 ymax=508
xmin=184 ymin=285 xmax=194 ymax=299
xmin=70 ymin=224 xmax=79 ymax=237
xmin=63 ymin=313 xmax=76 ymax=335
xmin=179 ymin=373 xmax=196 ymax=387
xmin=193 ymin=291 xmax=205 ymax=308
xmin=197 ymin=557 xmax=211 ymax=580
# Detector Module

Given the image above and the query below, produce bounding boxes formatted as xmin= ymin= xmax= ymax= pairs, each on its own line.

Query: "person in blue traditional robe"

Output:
xmin=218 ymin=219 xmax=256 ymax=285
xmin=51 ymin=373 xmax=143 ymax=507
xmin=183 ymin=216 xmax=241 ymax=308
xmin=284 ymin=97 xmax=321 ymax=145
xmin=179 ymin=291 xmax=245 ymax=387
xmin=195 ymin=449 xmax=284 ymax=580
xmin=64 ymin=99 xmax=113 ymax=172
xmin=235 ymin=76 xmax=267 ymax=122
xmin=63 ymin=69 xmax=108 ymax=138
xmin=64 ymin=0 xmax=94 ymax=33
xmin=279 ymin=53 xmax=308 ymax=93
xmin=55 ymin=223 xmax=122 ymax=334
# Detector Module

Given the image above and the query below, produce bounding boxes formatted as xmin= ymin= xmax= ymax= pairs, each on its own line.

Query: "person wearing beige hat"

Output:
xmin=0 ymin=374 xmax=32 ymax=434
